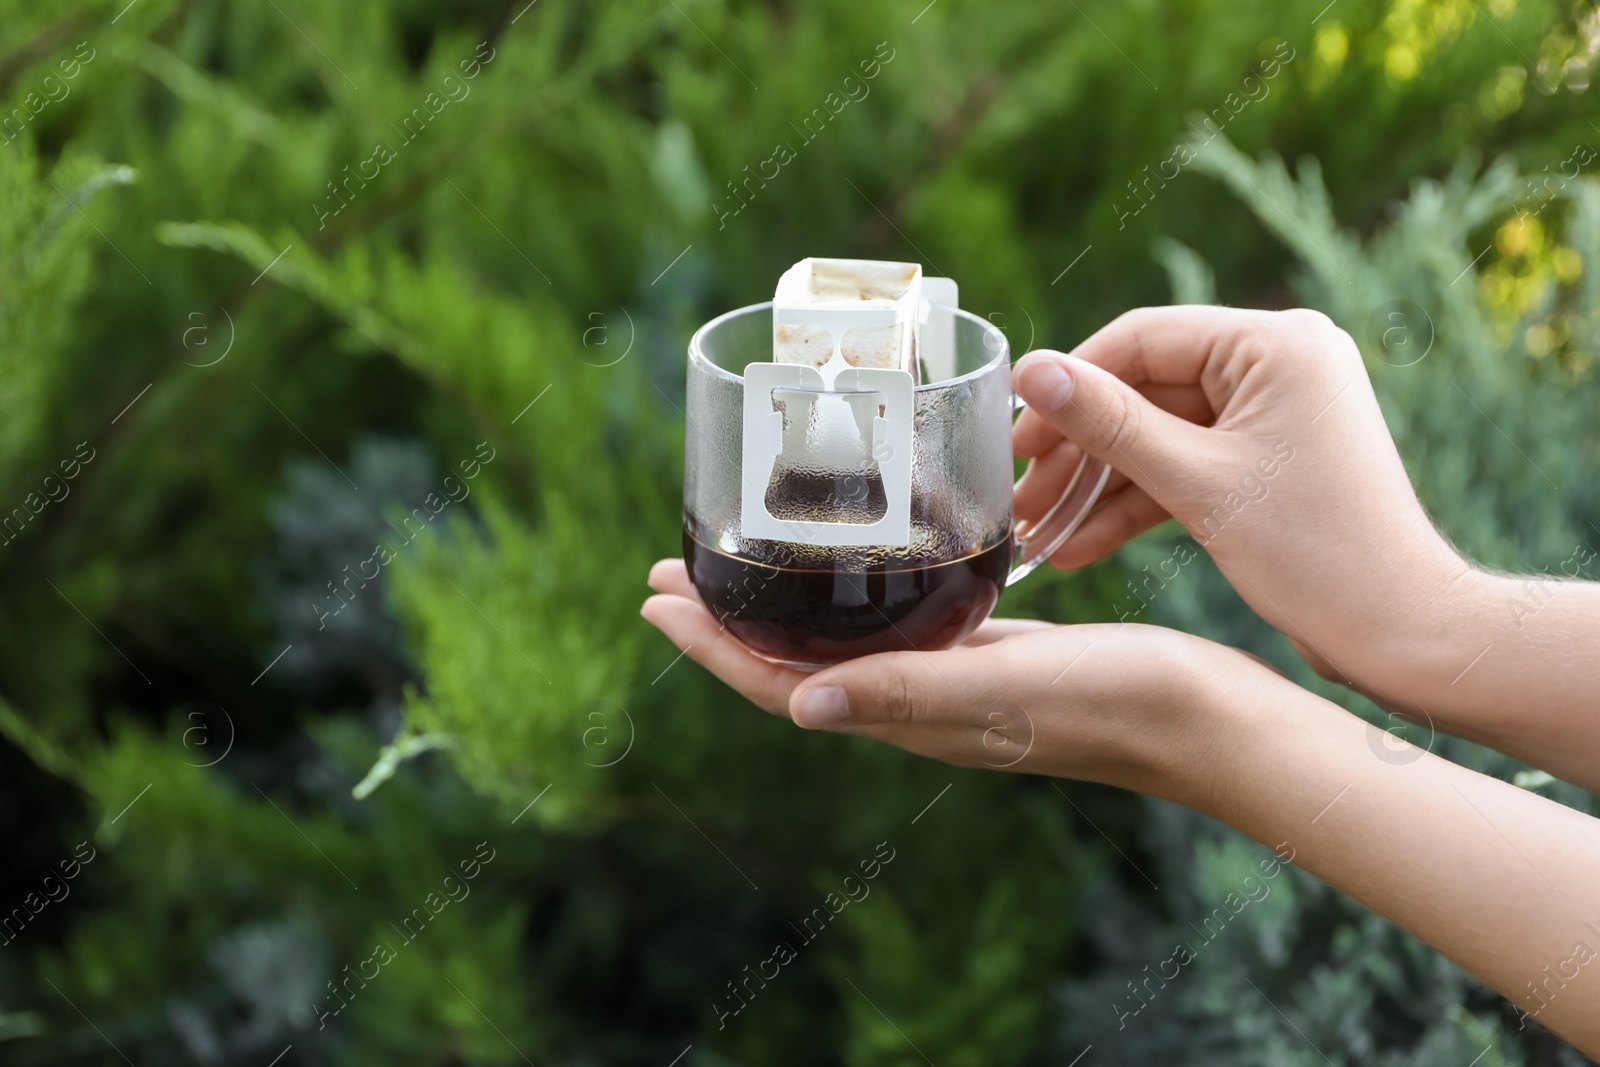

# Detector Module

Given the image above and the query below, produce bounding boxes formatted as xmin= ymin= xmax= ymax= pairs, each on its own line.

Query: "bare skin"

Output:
xmin=1010 ymin=305 xmax=1600 ymax=789
xmin=643 ymin=306 xmax=1600 ymax=1052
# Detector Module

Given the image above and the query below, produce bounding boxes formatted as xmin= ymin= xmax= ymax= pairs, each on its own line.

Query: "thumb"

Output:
xmin=788 ymin=651 xmax=967 ymax=730
xmin=1014 ymin=350 xmax=1207 ymax=496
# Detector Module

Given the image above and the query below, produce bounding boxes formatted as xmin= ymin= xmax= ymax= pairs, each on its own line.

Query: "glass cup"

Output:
xmin=683 ymin=302 xmax=1108 ymax=670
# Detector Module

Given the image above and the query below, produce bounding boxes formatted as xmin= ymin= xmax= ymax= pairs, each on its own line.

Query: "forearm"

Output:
xmin=1370 ymin=568 xmax=1600 ymax=791
xmin=1154 ymin=656 xmax=1600 ymax=1052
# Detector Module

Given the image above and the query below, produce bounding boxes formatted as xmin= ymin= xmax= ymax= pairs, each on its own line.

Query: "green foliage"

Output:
xmin=2 ymin=0 xmax=1598 ymax=1065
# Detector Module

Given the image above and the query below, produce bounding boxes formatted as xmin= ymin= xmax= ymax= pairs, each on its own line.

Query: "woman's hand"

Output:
xmin=1011 ymin=306 xmax=1479 ymax=709
xmin=641 ymin=557 xmax=1600 ymax=1054
xmin=1011 ymin=304 xmax=1600 ymax=790
xmin=642 ymin=559 xmax=1248 ymax=803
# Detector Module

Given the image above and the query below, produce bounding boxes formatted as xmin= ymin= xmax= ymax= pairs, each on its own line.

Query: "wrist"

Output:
xmin=1115 ymin=637 xmax=1267 ymax=809
xmin=1354 ymin=554 xmax=1500 ymax=717
xmin=1150 ymin=643 xmax=1361 ymax=822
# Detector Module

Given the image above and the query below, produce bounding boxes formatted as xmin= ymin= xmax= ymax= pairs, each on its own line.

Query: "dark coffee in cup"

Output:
xmin=684 ymin=481 xmax=1009 ymax=668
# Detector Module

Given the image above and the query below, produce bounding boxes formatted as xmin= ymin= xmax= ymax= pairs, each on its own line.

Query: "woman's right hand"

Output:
xmin=1010 ymin=306 xmax=1481 ymax=712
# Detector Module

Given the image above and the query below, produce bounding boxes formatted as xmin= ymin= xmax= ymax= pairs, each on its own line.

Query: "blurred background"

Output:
xmin=2 ymin=0 xmax=1599 ymax=1063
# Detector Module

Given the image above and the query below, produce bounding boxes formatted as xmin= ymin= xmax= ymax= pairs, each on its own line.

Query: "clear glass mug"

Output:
xmin=683 ymin=302 xmax=1108 ymax=670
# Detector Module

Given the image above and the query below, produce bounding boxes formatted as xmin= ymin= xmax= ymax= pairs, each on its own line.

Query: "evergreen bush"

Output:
xmin=1 ymin=0 xmax=1596 ymax=1063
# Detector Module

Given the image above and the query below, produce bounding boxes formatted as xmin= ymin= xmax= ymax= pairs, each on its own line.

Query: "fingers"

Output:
xmin=640 ymin=592 xmax=802 ymax=715
xmin=1013 ymin=379 xmax=1210 ymax=529
xmin=644 ymin=551 xmax=1049 ymax=730
xmin=1138 ymin=381 xmax=1221 ymax=427
xmin=1066 ymin=305 xmax=1275 ymax=389
xmin=1013 ymin=381 xmax=1215 ymax=458
xmin=1011 ymin=306 xmax=1267 ymax=484
xmin=1046 ymin=483 xmax=1173 ymax=570
xmin=1014 ymin=439 xmax=1130 ymax=524
xmin=788 ymin=646 xmax=995 ymax=730
xmin=1015 ymin=443 xmax=1178 ymax=568
xmin=647 ymin=558 xmax=696 ymax=599
xmin=1013 ymin=350 xmax=1209 ymax=501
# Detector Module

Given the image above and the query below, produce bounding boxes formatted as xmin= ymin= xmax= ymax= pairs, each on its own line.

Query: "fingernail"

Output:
xmin=1016 ymin=357 xmax=1074 ymax=412
xmin=791 ymin=686 xmax=850 ymax=728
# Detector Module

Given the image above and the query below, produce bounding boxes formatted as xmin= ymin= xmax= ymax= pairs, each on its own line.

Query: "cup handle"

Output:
xmin=1006 ymin=393 xmax=1111 ymax=587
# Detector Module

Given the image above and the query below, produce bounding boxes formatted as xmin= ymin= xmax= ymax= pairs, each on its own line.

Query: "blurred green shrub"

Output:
xmin=1 ymin=0 xmax=1597 ymax=1064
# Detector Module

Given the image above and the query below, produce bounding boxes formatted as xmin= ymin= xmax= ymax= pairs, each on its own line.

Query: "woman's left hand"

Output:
xmin=642 ymin=558 xmax=1600 ymax=1054
xmin=642 ymin=559 xmax=1254 ymax=800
